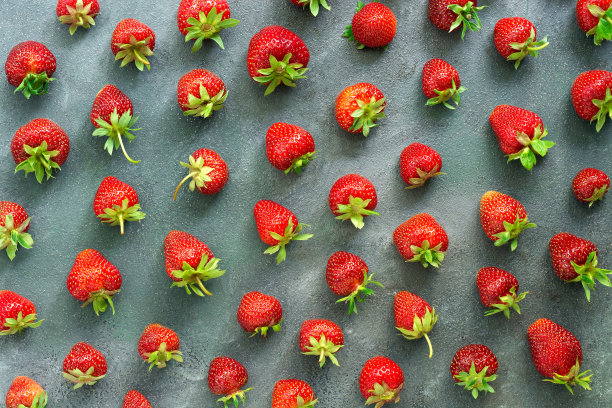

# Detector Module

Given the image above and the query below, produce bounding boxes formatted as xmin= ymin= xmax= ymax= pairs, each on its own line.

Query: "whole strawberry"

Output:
xmin=394 ymin=291 xmax=437 ymax=358
xmin=399 ymin=143 xmax=443 ymax=188
xmin=290 ymin=0 xmax=330 ymax=17
xmin=343 ymin=2 xmax=397 ymax=49
xmin=572 ymin=168 xmax=610 ymax=206
xmin=328 ymin=174 xmax=379 ymax=229
xmin=111 ymin=19 xmax=155 ymax=71
xmin=476 ymin=267 xmax=528 ymax=318
xmin=0 ymin=290 xmax=44 ymax=335
xmin=164 ymin=230 xmax=226 ymax=296
xmin=299 ymin=319 xmax=344 ymax=367
xmin=123 ymin=390 xmax=152 ymax=408
xmin=335 ymin=82 xmax=385 ymax=137
xmin=528 ymin=318 xmax=592 ymax=393
xmin=247 ymin=25 xmax=309 ymax=95
xmin=177 ymin=0 xmax=240 ymax=52
xmin=428 ymin=0 xmax=485 ymax=39
xmin=494 ymin=17 xmax=549 ymax=69
xmin=576 ymin=0 xmax=612 ymax=45
xmin=208 ymin=356 xmax=251 ymax=407
xmin=571 ymin=70 xmax=612 ymax=132
xmin=359 ymin=356 xmax=404 ymax=406
xmin=5 ymin=41 xmax=56 ymax=99
xmin=138 ymin=324 xmax=183 ymax=370
xmin=450 ymin=344 xmax=498 ymax=399
xmin=479 ymin=191 xmax=536 ymax=251
xmin=272 ymin=379 xmax=317 ymax=408
xmin=173 ymin=148 xmax=229 ymax=200
xmin=422 ymin=59 xmax=466 ymax=109
xmin=177 ymin=69 xmax=228 ymax=118
xmin=266 ymin=122 xmax=316 ymax=174
xmin=57 ymin=0 xmax=99 ymax=35
xmin=237 ymin=291 xmax=283 ymax=337
xmin=393 ymin=213 xmax=448 ymax=268
xmin=5 ymin=376 xmax=47 ymax=408
xmin=93 ymin=176 xmax=146 ymax=235
xmin=0 ymin=201 xmax=33 ymax=260
xmin=62 ymin=342 xmax=107 ymax=389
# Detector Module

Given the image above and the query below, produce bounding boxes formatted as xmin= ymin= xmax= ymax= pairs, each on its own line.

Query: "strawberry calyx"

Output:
xmin=81 ymin=289 xmax=120 ymax=316
xmin=406 ymin=165 xmax=445 ymax=189
xmin=295 ymin=395 xmax=317 ymax=407
xmin=484 ymin=286 xmax=529 ymax=318
xmin=114 ymin=35 xmax=155 ymax=71
xmin=349 ymin=96 xmax=386 ymax=137
xmin=253 ymin=53 xmax=309 ymax=96
xmin=591 ymin=86 xmax=612 ymax=132
xmin=216 ymin=388 xmax=252 ymax=408
xmin=569 ymin=250 xmax=612 ymax=302
xmin=343 ymin=2 xmax=372 ymax=49
xmin=0 ymin=311 xmax=44 ymax=335
xmin=184 ymin=8 xmax=240 ymax=52
xmin=447 ymin=1 xmax=486 ymax=40
xmin=506 ymin=125 xmax=555 ymax=171
xmin=584 ymin=184 xmax=610 ymax=207
xmin=58 ymin=0 xmax=97 ymax=35
xmin=173 ymin=155 xmax=214 ymax=201
xmin=62 ymin=366 xmax=106 ymax=389
xmin=14 ymin=141 xmax=61 ymax=183
xmin=251 ymin=319 xmax=283 ymax=338
xmin=96 ymin=198 xmax=146 ymax=236
xmin=93 ymin=108 xmax=141 ymax=164
xmin=408 ymin=239 xmax=445 ymax=268
xmin=14 ymin=71 xmax=55 ymax=99
xmin=365 ymin=381 xmax=403 ymax=407
xmin=302 ymin=334 xmax=344 ymax=367
xmin=425 ymin=79 xmax=466 ymax=110
xmin=171 ymin=254 xmax=226 ymax=297
xmin=336 ymin=269 xmax=383 ymax=315
xmin=285 ymin=151 xmax=318 ymax=175
xmin=19 ymin=391 xmax=47 ymax=408
xmin=145 ymin=342 xmax=184 ymax=370
xmin=396 ymin=307 xmax=437 ymax=358
xmin=298 ymin=0 xmax=330 ymax=17
xmin=264 ymin=219 xmax=313 ymax=264
xmin=492 ymin=214 xmax=536 ymax=251
xmin=454 ymin=362 xmax=497 ymax=399
xmin=543 ymin=359 xmax=593 ymax=394
xmin=586 ymin=4 xmax=612 ymax=46
xmin=507 ymin=28 xmax=549 ymax=70
xmin=0 ymin=214 xmax=34 ymax=261
xmin=182 ymin=85 xmax=228 ymax=118
xmin=334 ymin=195 xmax=380 ymax=229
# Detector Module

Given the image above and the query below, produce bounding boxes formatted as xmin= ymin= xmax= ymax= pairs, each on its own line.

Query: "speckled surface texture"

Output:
xmin=0 ymin=0 xmax=611 ymax=407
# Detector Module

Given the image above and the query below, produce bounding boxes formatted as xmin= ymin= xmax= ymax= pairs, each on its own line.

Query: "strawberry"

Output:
xmin=290 ymin=0 xmax=330 ymax=17
xmin=0 ymin=290 xmax=43 ymax=335
xmin=571 ymin=70 xmax=612 ymax=132
xmin=479 ymin=191 xmax=536 ymax=251
xmin=5 ymin=376 xmax=47 ymax=408
xmin=572 ymin=168 xmax=610 ymax=206
xmin=57 ymin=0 xmax=99 ymax=35
xmin=494 ymin=17 xmax=549 ymax=69
xmin=93 ymin=176 xmax=146 ymax=235
xmin=266 ymin=122 xmax=316 ymax=174
xmin=359 ymin=356 xmax=404 ymax=407
xmin=489 ymin=105 xmax=555 ymax=171
xmin=527 ymin=318 xmax=592 ymax=393
xmin=399 ymin=143 xmax=443 ymax=188
xmin=393 ymin=213 xmax=448 ymax=268
xmin=328 ymin=174 xmax=379 ymax=229
xmin=67 ymin=249 xmax=122 ymax=315
xmin=476 ymin=267 xmax=528 ymax=318
xmin=62 ymin=342 xmax=107 ymax=389
xmin=111 ymin=19 xmax=156 ymax=71
xmin=91 ymin=84 xmax=141 ymax=163
xmin=343 ymin=2 xmax=397 ymax=49
xmin=164 ymin=230 xmax=225 ymax=297
xmin=450 ymin=344 xmax=498 ymax=399
xmin=208 ymin=356 xmax=251 ymax=407
xmin=576 ymin=0 xmax=612 ymax=45
xmin=326 ymin=251 xmax=382 ymax=315
xmin=272 ymin=379 xmax=317 ymax=408
xmin=428 ymin=0 xmax=485 ymax=39
xmin=335 ymin=82 xmax=385 ymax=137
xmin=236 ymin=291 xmax=283 ymax=337
xmin=253 ymin=200 xmax=313 ymax=264
xmin=173 ymin=148 xmax=229 ymax=200
xmin=422 ymin=58 xmax=466 ymax=109
xmin=138 ymin=323 xmax=183 ymax=370
xmin=0 ymin=201 xmax=33 ymax=260
xmin=394 ymin=291 xmax=437 ymax=358
xmin=549 ymin=232 xmax=612 ymax=301
xmin=177 ymin=0 xmax=240 ymax=52
xmin=299 ymin=319 xmax=344 ymax=367
xmin=247 ymin=25 xmax=309 ymax=95
xmin=177 ymin=69 xmax=228 ymax=118
xmin=123 ymin=390 xmax=152 ymax=408
xmin=4 ymin=41 xmax=56 ymax=99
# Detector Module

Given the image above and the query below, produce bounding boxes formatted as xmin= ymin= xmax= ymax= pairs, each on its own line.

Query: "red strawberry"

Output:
xmin=576 ymin=0 xmax=612 ymax=45
xmin=111 ymin=19 xmax=156 ymax=71
xmin=164 ymin=230 xmax=225 ymax=296
xmin=422 ymin=58 xmax=466 ymax=109
xmin=494 ymin=17 xmax=549 ymax=69
xmin=266 ymin=122 xmax=316 ymax=174
xmin=57 ymin=0 xmax=99 ymax=35
xmin=393 ymin=213 xmax=448 ymax=268
xmin=247 ymin=26 xmax=309 ymax=95
xmin=208 ymin=357 xmax=251 ymax=407
xmin=428 ymin=0 xmax=485 ymax=39
xmin=253 ymin=200 xmax=313 ymax=264
xmin=489 ymin=105 xmax=555 ymax=171
xmin=299 ymin=319 xmax=344 ymax=367
xmin=62 ymin=342 xmax=107 ymax=389
xmin=479 ymin=191 xmax=536 ymax=251
xmin=290 ymin=0 xmax=330 ymax=17
xmin=123 ymin=390 xmax=152 ymax=408
xmin=4 ymin=41 xmax=56 ymax=99
xmin=5 ymin=376 xmax=47 ymax=408
xmin=394 ymin=291 xmax=437 ymax=358
xmin=177 ymin=0 xmax=240 ymax=52
xmin=527 ymin=318 xmax=592 ymax=393
xmin=173 ymin=148 xmax=229 ymax=200
xmin=93 ymin=176 xmax=146 ymax=235
xmin=399 ymin=143 xmax=443 ymax=188
xmin=450 ymin=344 xmax=498 ymax=399
xmin=0 ymin=201 xmax=33 ymax=260
xmin=0 ymin=290 xmax=43 ymax=335
xmin=177 ymin=69 xmax=228 ymax=118
xmin=359 ymin=356 xmax=404 ymax=406
xmin=326 ymin=251 xmax=382 ymax=315
xmin=236 ymin=291 xmax=283 ymax=337
xmin=138 ymin=324 xmax=183 ymax=370
xmin=272 ymin=379 xmax=317 ymax=408
xmin=328 ymin=174 xmax=379 ymax=229
xmin=571 ymin=70 xmax=612 ymax=132
xmin=476 ymin=267 xmax=528 ymax=318
xmin=572 ymin=168 xmax=610 ymax=206
xmin=343 ymin=2 xmax=397 ymax=49
xmin=91 ymin=84 xmax=141 ymax=163
xmin=335 ymin=82 xmax=385 ymax=137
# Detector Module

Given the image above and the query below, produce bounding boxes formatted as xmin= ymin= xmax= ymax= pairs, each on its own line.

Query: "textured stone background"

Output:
xmin=0 ymin=0 xmax=611 ymax=407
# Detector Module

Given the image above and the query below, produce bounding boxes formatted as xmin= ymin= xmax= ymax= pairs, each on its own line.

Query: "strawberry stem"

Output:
xmin=507 ymin=28 xmax=549 ymax=69
xmin=0 ymin=214 xmax=33 ymax=260
xmin=336 ymin=269 xmax=383 ymax=315
xmin=285 ymin=151 xmax=318 ymax=175
xmin=396 ymin=308 xmax=438 ymax=358
xmin=92 ymin=108 xmax=141 ymax=163
xmin=253 ymin=53 xmax=309 ymax=96
xmin=447 ymin=1 xmax=487 ymax=40
xmin=264 ymin=219 xmax=313 ymax=264
xmin=184 ymin=7 xmax=240 ymax=52
xmin=173 ymin=155 xmax=215 ymax=200
xmin=425 ymin=79 xmax=466 ymax=110
xmin=302 ymin=334 xmax=343 ymax=367
xmin=348 ymin=96 xmax=386 ymax=137
xmin=569 ymin=251 xmax=612 ymax=302
xmin=454 ymin=363 xmax=496 ymax=399
xmin=492 ymin=214 xmax=536 ymax=251
xmin=96 ymin=198 xmax=146 ymax=235
xmin=216 ymin=388 xmax=252 ymax=408
xmin=334 ymin=195 xmax=380 ymax=229
xmin=543 ymin=359 xmax=592 ymax=394
xmin=506 ymin=125 xmax=555 ymax=171
xmin=58 ymin=0 xmax=97 ymax=35
xmin=170 ymin=254 xmax=226 ymax=297
xmin=63 ymin=366 xmax=105 ymax=389
xmin=182 ymin=86 xmax=228 ymax=118
xmin=114 ymin=35 xmax=155 ymax=71
xmin=365 ymin=381 xmax=403 ymax=406
xmin=0 ymin=311 xmax=44 ymax=335
xmin=484 ymin=286 xmax=529 ymax=318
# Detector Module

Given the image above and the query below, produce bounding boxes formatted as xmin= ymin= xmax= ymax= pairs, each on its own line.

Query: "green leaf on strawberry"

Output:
xmin=408 ymin=240 xmax=445 ymax=268
xmin=182 ymin=84 xmax=228 ymax=118
xmin=171 ymin=254 xmax=226 ymax=297
xmin=185 ymin=7 xmax=240 ymax=52
xmin=484 ymin=286 xmax=529 ymax=318
xmin=264 ymin=219 xmax=313 ymax=264
xmin=80 ymin=288 xmax=120 ymax=316
xmin=14 ymin=71 xmax=55 ymax=100
xmin=506 ymin=125 xmax=555 ymax=171
xmin=453 ymin=362 xmax=497 ymax=399
xmin=334 ymin=195 xmax=380 ymax=229
xmin=146 ymin=342 xmax=184 ymax=371
xmin=396 ymin=307 xmax=437 ymax=358
xmin=447 ymin=1 xmax=486 ymax=40
xmin=114 ymin=35 xmax=155 ymax=71
xmin=0 ymin=214 xmax=33 ymax=261
xmin=492 ymin=214 xmax=536 ymax=251
xmin=298 ymin=0 xmax=330 ymax=17
xmin=569 ymin=250 xmax=612 ymax=302
xmin=507 ymin=28 xmax=549 ymax=70
xmin=425 ymin=79 xmax=466 ymax=110
xmin=302 ymin=334 xmax=344 ymax=368
xmin=543 ymin=358 xmax=593 ymax=394
xmin=349 ymin=96 xmax=386 ymax=137
xmin=62 ymin=366 xmax=106 ymax=389
xmin=254 ymin=53 xmax=309 ymax=96
xmin=58 ymin=0 xmax=97 ymax=35
xmin=96 ymin=198 xmax=146 ymax=236
xmin=591 ymin=86 xmax=612 ymax=132
xmin=14 ymin=141 xmax=61 ymax=183
xmin=586 ymin=4 xmax=612 ymax=46
xmin=336 ymin=269 xmax=383 ymax=315
xmin=0 ymin=311 xmax=44 ymax=336
xmin=93 ymin=108 xmax=141 ymax=163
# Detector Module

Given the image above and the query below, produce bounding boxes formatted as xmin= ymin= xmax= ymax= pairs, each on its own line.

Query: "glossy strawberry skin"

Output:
xmin=208 ymin=356 xmax=248 ymax=395
xmin=93 ymin=176 xmax=140 ymax=217
xmin=0 ymin=202 xmax=29 ymax=232
xmin=111 ymin=19 xmax=156 ymax=55
xmin=549 ymin=232 xmax=599 ymax=281
xmin=393 ymin=213 xmax=449 ymax=260
xmin=328 ymin=174 xmax=378 ymax=215
xmin=298 ymin=319 xmax=344 ymax=352
xmin=399 ymin=143 xmax=443 ymax=187
xmin=494 ymin=17 xmax=535 ymax=58
xmin=164 ymin=230 xmax=215 ymax=281
xmin=422 ymin=59 xmax=461 ymax=98
xmin=576 ymin=0 xmax=612 ymax=34
xmin=450 ymin=344 xmax=498 ymax=380
xmin=335 ymin=83 xmax=385 ymax=133
xmin=489 ymin=105 xmax=544 ymax=155
xmin=63 ymin=342 xmax=108 ymax=378
xmin=91 ymin=84 xmax=134 ymax=126
xmin=177 ymin=69 xmax=226 ymax=113
xmin=572 ymin=168 xmax=610 ymax=203
xmin=571 ymin=70 xmax=612 ymax=120
xmin=253 ymin=200 xmax=299 ymax=246
xmin=123 ymin=390 xmax=152 ymax=408
xmin=393 ymin=291 xmax=432 ymax=330
xmin=351 ymin=2 xmax=397 ymax=47
xmin=326 ymin=251 xmax=368 ymax=296
xmin=476 ymin=267 xmax=519 ymax=307
xmin=0 ymin=290 xmax=37 ymax=331
xmin=358 ymin=356 xmax=404 ymax=400
xmin=5 ymin=376 xmax=45 ymax=408
xmin=11 ymin=118 xmax=70 ymax=166
xmin=266 ymin=122 xmax=315 ymax=172
xmin=272 ymin=379 xmax=316 ymax=408
xmin=177 ymin=0 xmax=231 ymax=35
xmin=4 ymin=41 xmax=56 ymax=88
xmin=527 ymin=318 xmax=583 ymax=378
xmin=479 ymin=191 xmax=528 ymax=241
xmin=186 ymin=148 xmax=229 ymax=195
xmin=66 ymin=249 xmax=122 ymax=302
xmin=428 ymin=0 xmax=478 ymax=31
xmin=236 ymin=291 xmax=283 ymax=333
xmin=137 ymin=324 xmax=180 ymax=359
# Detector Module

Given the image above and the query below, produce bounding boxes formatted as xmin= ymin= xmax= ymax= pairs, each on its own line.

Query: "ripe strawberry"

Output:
xmin=394 ymin=291 xmax=437 ymax=358
xmin=571 ymin=70 xmax=612 ymax=132
xmin=177 ymin=0 xmax=240 ymax=52
xmin=326 ymin=251 xmax=382 ymax=315
xmin=208 ymin=357 xmax=251 ymax=407
xmin=123 ymin=390 xmax=152 ymax=408
xmin=428 ymin=0 xmax=485 ymax=39
xmin=494 ymin=17 xmax=549 ymax=69
xmin=5 ymin=376 xmax=47 ymax=408
xmin=328 ymin=174 xmax=379 ymax=229
xmin=0 ymin=201 xmax=33 ymax=260
xmin=111 ymin=19 xmax=156 ymax=71
xmin=343 ymin=2 xmax=397 ymax=49
xmin=422 ymin=58 xmax=466 ymax=109
xmin=164 ymin=230 xmax=226 ymax=296
xmin=576 ymin=0 xmax=612 ymax=45
xmin=572 ymin=168 xmax=610 ymax=206
xmin=0 ymin=290 xmax=43 ymax=335
xmin=359 ymin=356 xmax=404 ymax=406
xmin=291 ymin=0 xmax=330 ymax=17
xmin=247 ymin=26 xmax=309 ymax=95
xmin=527 ymin=318 xmax=592 ymax=393
xmin=91 ymin=84 xmax=141 ymax=163
xmin=93 ymin=176 xmax=146 ymax=235
xmin=253 ymin=200 xmax=313 ymax=264
xmin=236 ymin=291 xmax=283 ymax=337
xmin=4 ymin=41 xmax=56 ymax=99
xmin=272 ymin=379 xmax=317 ymax=408
xmin=138 ymin=324 xmax=183 ymax=370
xmin=177 ymin=69 xmax=228 ymax=118
xmin=62 ymin=342 xmax=107 ymax=389
xmin=299 ymin=319 xmax=344 ymax=367
xmin=399 ymin=143 xmax=443 ymax=188
xmin=476 ymin=267 xmax=529 ymax=318
xmin=57 ymin=0 xmax=99 ymax=35
xmin=450 ymin=344 xmax=498 ymax=399
xmin=479 ymin=191 xmax=536 ymax=251
xmin=489 ymin=105 xmax=555 ymax=171
xmin=335 ymin=82 xmax=385 ymax=137
xmin=393 ymin=213 xmax=448 ymax=268
xmin=266 ymin=122 xmax=316 ymax=174
xmin=173 ymin=148 xmax=229 ymax=200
